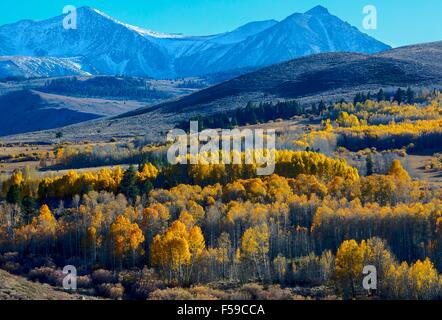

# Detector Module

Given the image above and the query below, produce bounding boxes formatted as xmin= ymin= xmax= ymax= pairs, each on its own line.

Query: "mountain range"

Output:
xmin=0 ymin=6 xmax=390 ymax=79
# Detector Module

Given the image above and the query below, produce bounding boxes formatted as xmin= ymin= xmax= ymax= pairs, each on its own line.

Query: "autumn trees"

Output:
xmin=335 ymin=239 xmax=365 ymax=298
xmin=2 ymin=170 xmax=34 ymax=208
xmin=384 ymin=258 xmax=441 ymax=299
xmin=0 ymin=167 xmax=441 ymax=299
xmin=2 ymin=151 xmax=360 ymax=206
xmin=241 ymin=224 xmax=270 ymax=281
xmin=336 ymin=112 xmax=360 ymax=128
xmin=162 ymin=150 xmax=359 ymax=188
xmin=37 ymin=168 xmax=124 ymax=200
xmin=312 ymin=199 xmax=441 ymax=264
xmin=335 ymin=238 xmax=441 ymax=299
xmin=151 ymin=220 xmax=205 ymax=283
xmin=2 ymin=132 xmax=442 ymax=300
xmin=110 ymin=215 xmax=145 ymax=268
xmin=14 ymin=204 xmax=57 ymax=255
xmin=334 ymin=238 xmax=395 ymax=298
xmin=297 ymin=95 xmax=442 ymax=153
xmin=27 ymin=164 xmax=156 ymax=202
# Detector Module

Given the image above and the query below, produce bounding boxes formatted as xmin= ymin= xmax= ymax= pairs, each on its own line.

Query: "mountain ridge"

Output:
xmin=0 ymin=6 xmax=391 ymax=79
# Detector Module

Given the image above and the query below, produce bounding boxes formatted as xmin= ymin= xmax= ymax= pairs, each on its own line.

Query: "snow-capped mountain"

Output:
xmin=0 ymin=6 xmax=391 ymax=79
xmin=174 ymin=6 xmax=391 ymax=76
xmin=0 ymin=7 xmax=174 ymax=78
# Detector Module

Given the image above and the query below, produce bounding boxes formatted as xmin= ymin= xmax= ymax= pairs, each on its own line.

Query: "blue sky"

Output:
xmin=0 ymin=0 xmax=441 ymax=47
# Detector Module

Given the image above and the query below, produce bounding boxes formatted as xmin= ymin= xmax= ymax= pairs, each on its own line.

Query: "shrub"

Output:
xmin=91 ymin=269 xmax=117 ymax=284
xmin=132 ymin=278 xmax=165 ymax=300
xmin=77 ymin=275 xmax=93 ymax=289
xmin=118 ymin=268 xmax=166 ymax=300
xmin=232 ymin=284 xmax=293 ymax=300
xmin=188 ymin=286 xmax=228 ymax=300
xmin=28 ymin=267 xmax=64 ymax=286
xmin=260 ymin=285 xmax=293 ymax=300
xmin=97 ymin=283 xmax=125 ymax=300
xmin=0 ymin=252 xmax=22 ymax=273
xmin=149 ymin=287 xmax=194 ymax=300
xmin=2 ymin=261 xmax=21 ymax=273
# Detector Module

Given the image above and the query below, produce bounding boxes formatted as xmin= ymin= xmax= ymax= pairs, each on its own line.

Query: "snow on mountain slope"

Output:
xmin=0 ymin=56 xmax=93 ymax=78
xmin=208 ymin=20 xmax=279 ymax=45
xmin=89 ymin=8 xmax=187 ymax=39
xmin=0 ymin=7 xmax=174 ymax=78
xmin=151 ymin=19 xmax=278 ymax=59
xmin=174 ymin=6 xmax=391 ymax=76
xmin=0 ymin=6 xmax=391 ymax=79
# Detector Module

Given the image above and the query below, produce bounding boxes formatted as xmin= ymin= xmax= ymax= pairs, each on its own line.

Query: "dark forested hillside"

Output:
xmin=41 ymin=76 xmax=171 ymax=100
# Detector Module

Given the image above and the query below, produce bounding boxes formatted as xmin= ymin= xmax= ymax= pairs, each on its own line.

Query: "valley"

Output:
xmin=0 ymin=76 xmax=208 ymax=136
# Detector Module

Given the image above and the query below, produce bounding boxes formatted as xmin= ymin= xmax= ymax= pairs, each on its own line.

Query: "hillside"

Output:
xmin=121 ymin=48 xmax=442 ymax=118
xmin=0 ymin=90 xmax=150 ymax=136
xmin=0 ymin=269 xmax=93 ymax=300
xmin=5 ymin=40 xmax=442 ymax=143
xmin=0 ymin=76 xmax=208 ymax=136
xmin=378 ymin=41 xmax=442 ymax=68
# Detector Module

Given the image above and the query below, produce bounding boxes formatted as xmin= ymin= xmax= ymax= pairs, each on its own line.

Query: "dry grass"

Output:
xmin=0 ymin=144 xmax=52 ymax=175
xmin=0 ymin=269 xmax=97 ymax=300
xmin=407 ymin=154 xmax=442 ymax=187
xmin=0 ymin=141 xmax=132 ymax=178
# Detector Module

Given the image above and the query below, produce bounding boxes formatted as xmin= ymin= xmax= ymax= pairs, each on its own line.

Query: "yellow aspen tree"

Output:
xmin=36 ymin=204 xmax=57 ymax=235
xmin=335 ymin=239 xmax=365 ymax=298
xmin=388 ymin=160 xmax=411 ymax=181
xmin=241 ymin=223 xmax=270 ymax=281
xmin=137 ymin=163 xmax=159 ymax=181
xmin=110 ymin=215 xmax=144 ymax=267
xmin=407 ymin=258 xmax=440 ymax=299
xmin=188 ymin=226 xmax=206 ymax=258
xmin=150 ymin=223 xmax=191 ymax=283
xmin=179 ymin=211 xmax=195 ymax=230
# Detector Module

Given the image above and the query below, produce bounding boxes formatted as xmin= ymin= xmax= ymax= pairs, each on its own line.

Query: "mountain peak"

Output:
xmin=75 ymin=7 xmax=184 ymax=39
xmin=77 ymin=6 xmax=101 ymax=15
xmin=0 ymin=5 xmax=391 ymax=79
xmin=305 ymin=5 xmax=330 ymax=15
xmin=77 ymin=6 xmax=116 ymax=20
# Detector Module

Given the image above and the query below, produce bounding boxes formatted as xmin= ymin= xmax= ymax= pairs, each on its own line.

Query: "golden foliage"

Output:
xmin=110 ymin=215 xmax=145 ymax=259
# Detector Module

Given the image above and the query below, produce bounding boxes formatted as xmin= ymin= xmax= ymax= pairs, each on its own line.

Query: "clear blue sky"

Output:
xmin=0 ymin=0 xmax=441 ymax=47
